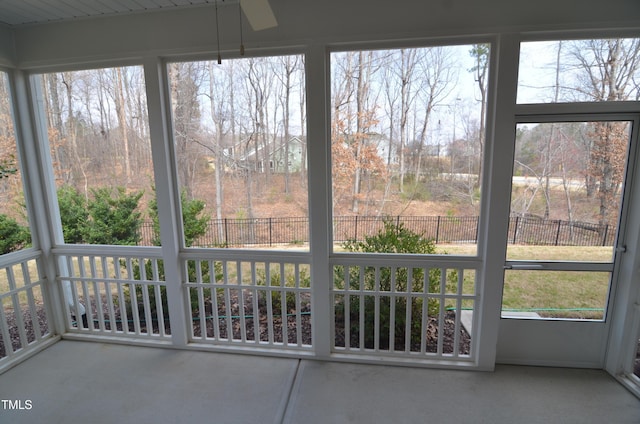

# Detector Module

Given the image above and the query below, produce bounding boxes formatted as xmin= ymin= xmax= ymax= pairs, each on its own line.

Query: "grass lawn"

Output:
xmin=438 ymin=244 xmax=612 ymax=319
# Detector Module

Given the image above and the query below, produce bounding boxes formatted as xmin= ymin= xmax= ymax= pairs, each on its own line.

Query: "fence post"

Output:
xmin=354 ymin=215 xmax=358 ymax=241
xmin=474 ymin=216 xmax=479 ymax=244
xmin=436 ymin=216 xmax=440 ymax=244
xmin=555 ymin=220 xmax=562 ymax=246
xmin=602 ymin=224 xmax=609 ymax=246
xmin=224 ymin=218 xmax=229 ymax=246
xmin=269 ymin=217 xmax=273 ymax=246
xmin=512 ymin=216 xmax=519 ymax=244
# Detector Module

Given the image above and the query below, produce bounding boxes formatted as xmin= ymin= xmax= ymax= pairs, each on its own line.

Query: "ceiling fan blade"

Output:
xmin=240 ymin=0 xmax=278 ymax=31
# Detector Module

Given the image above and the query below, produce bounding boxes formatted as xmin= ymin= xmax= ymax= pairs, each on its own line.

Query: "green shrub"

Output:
xmin=0 ymin=214 xmax=30 ymax=254
xmin=57 ymin=185 xmax=144 ymax=245
xmin=148 ymin=189 xmax=210 ymax=248
xmin=57 ymin=185 xmax=88 ymax=243
xmin=335 ymin=219 xmax=454 ymax=349
xmin=85 ymin=187 xmax=143 ymax=246
xmin=129 ymin=189 xmax=213 ymax=320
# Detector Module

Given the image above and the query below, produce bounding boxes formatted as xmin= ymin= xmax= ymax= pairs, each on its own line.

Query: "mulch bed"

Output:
xmin=0 ymin=303 xmax=50 ymax=358
xmin=2 ymin=293 xmax=471 ymax=358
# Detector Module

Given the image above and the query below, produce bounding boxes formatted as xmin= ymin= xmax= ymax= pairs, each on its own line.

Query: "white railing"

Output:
xmin=331 ymin=255 xmax=479 ymax=363
xmin=54 ymin=246 xmax=171 ymax=342
xmin=0 ymin=249 xmax=56 ymax=370
xmin=47 ymin=245 xmax=480 ymax=366
xmin=183 ymin=250 xmax=312 ymax=352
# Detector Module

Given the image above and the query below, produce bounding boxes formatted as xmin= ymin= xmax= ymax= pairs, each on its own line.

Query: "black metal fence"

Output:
xmin=139 ymin=215 xmax=616 ymax=248
xmin=507 ymin=216 xmax=615 ymax=247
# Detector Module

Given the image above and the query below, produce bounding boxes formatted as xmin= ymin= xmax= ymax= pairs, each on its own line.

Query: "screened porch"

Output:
xmin=1 ymin=0 xmax=640 ymax=422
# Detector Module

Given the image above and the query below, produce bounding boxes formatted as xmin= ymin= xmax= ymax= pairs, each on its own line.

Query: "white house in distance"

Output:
xmin=237 ymin=135 xmax=307 ymax=173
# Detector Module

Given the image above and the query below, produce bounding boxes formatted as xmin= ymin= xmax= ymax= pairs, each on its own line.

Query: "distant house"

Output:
xmin=239 ymin=136 xmax=307 ymax=173
xmin=366 ymin=133 xmax=398 ymax=166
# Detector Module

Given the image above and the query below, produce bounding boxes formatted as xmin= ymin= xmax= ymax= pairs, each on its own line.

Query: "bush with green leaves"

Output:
xmin=335 ymin=220 xmax=454 ymax=350
xmin=57 ymin=185 xmax=89 ymax=243
xmin=130 ymin=189 xmax=214 ymax=321
xmin=0 ymin=214 xmax=30 ymax=255
xmin=85 ymin=187 xmax=143 ymax=246
xmin=57 ymin=185 xmax=143 ymax=245
xmin=147 ymin=189 xmax=209 ymax=248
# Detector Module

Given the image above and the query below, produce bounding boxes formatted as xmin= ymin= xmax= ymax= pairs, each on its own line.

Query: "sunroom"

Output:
xmin=1 ymin=0 xmax=640 ymax=422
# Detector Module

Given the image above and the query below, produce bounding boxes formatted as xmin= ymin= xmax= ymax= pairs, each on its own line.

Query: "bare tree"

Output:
xmin=60 ymin=72 xmax=89 ymax=195
xmin=207 ymin=61 xmax=230 ymax=224
xmin=395 ymin=49 xmax=421 ymax=194
xmin=274 ymin=55 xmax=300 ymax=194
xmin=567 ymin=38 xmax=640 ymax=224
xmin=413 ymin=47 xmax=457 ymax=182
xmin=468 ymin=44 xmax=489 ymax=187
xmin=0 ymin=73 xmax=20 ymax=214
xmin=331 ymin=51 xmax=385 ymax=214
xmin=169 ymin=62 xmax=204 ymax=197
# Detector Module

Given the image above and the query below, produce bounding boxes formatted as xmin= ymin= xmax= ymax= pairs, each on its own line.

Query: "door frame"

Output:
xmin=605 ymin=110 xmax=640 ymax=396
xmin=496 ymin=111 xmax=640 ymax=368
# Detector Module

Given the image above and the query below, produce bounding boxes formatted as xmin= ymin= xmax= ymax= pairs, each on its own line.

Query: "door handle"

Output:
xmin=504 ymin=264 xmax=545 ymax=270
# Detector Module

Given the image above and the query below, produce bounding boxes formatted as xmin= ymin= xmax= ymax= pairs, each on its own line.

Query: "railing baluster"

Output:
xmin=0 ymin=292 xmax=14 ymax=357
xmin=280 ymin=262 xmax=287 ymax=347
xmin=89 ymin=257 xmax=104 ymax=332
xmin=420 ymin=269 xmax=428 ymax=354
xmin=21 ymin=261 xmax=41 ymax=341
xmin=78 ymin=257 xmax=94 ymax=330
xmin=453 ymin=269 xmax=464 ymax=358
xmin=265 ymin=262 xmax=274 ymax=344
xmin=373 ymin=266 xmax=379 ymax=351
xmin=7 ymin=265 xmax=28 ymax=349
xmin=140 ymin=258 xmax=153 ymax=336
xmin=437 ymin=269 xmax=446 ymax=355
xmin=294 ymin=263 xmax=302 ymax=346
xmin=405 ymin=268 xmax=413 ymax=353
xmin=222 ymin=261 xmax=232 ymax=342
xmin=343 ymin=265 xmax=350 ymax=350
xmin=152 ymin=259 xmax=166 ymax=337
xmin=103 ymin=257 xmax=117 ymax=333
xmin=251 ymin=261 xmax=259 ymax=344
xmin=389 ymin=267 xmax=396 ymax=352
xmin=238 ymin=261 xmax=247 ymax=343
xmin=209 ymin=259 xmax=220 ymax=341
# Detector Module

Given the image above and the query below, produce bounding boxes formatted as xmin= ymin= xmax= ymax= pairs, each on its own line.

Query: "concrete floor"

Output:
xmin=1 ymin=341 xmax=639 ymax=424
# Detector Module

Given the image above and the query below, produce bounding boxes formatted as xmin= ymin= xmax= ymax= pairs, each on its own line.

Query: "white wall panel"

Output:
xmin=0 ymin=24 xmax=15 ymax=66
xmin=11 ymin=0 xmax=640 ymax=68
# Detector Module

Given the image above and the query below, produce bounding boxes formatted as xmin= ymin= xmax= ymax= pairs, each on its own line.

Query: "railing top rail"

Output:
xmin=0 ymin=248 xmax=43 ymax=268
xmin=331 ymin=252 xmax=482 ymax=268
xmin=52 ymin=244 xmax=163 ymax=258
xmin=181 ymin=247 xmax=311 ymax=262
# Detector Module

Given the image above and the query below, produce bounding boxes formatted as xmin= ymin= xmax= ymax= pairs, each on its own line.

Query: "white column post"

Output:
xmin=475 ymin=34 xmax=520 ymax=370
xmin=306 ymin=44 xmax=332 ymax=359
xmin=9 ymin=70 xmax=73 ymax=334
xmin=143 ymin=57 xmax=188 ymax=347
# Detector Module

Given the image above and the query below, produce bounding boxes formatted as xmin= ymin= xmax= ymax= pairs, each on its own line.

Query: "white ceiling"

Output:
xmin=0 ymin=0 xmax=234 ymax=27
